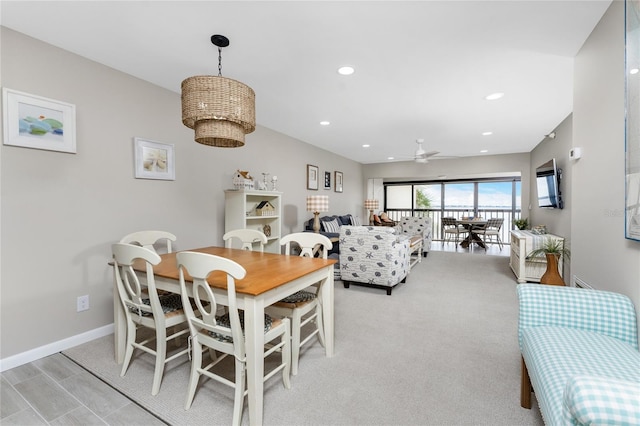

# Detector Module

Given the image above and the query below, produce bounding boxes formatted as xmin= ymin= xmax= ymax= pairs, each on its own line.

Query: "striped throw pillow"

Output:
xmin=322 ymin=218 xmax=341 ymax=233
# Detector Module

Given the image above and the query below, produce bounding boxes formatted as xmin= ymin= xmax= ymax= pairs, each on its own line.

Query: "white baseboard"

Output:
xmin=0 ymin=324 xmax=114 ymax=372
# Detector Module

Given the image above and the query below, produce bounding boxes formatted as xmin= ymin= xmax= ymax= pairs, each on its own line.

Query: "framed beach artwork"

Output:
xmin=307 ymin=164 xmax=319 ymax=190
xmin=134 ymin=137 xmax=175 ymax=180
xmin=2 ymin=88 xmax=76 ymax=153
xmin=625 ymin=0 xmax=640 ymax=241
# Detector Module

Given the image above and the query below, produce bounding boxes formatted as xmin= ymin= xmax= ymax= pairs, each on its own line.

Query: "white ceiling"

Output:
xmin=1 ymin=1 xmax=612 ymax=164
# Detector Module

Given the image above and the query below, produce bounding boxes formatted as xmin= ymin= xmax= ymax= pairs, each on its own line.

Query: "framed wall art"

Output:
xmin=625 ymin=0 xmax=640 ymax=241
xmin=134 ymin=137 xmax=175 ymax=180
xmin=307 ymin=164 xmax=319 ymax=190
xmin=324 ymin=171 xmax=331 ymax=189
xmin=2 ymin=88 xmax=76 ymax=153
xmin=334 ymin=171 xmax=343 ymax=193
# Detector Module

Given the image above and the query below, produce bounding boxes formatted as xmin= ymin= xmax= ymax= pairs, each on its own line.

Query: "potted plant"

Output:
xmin=513 ymin=218 xmax=529 ymax=230
xmin=526 ymin=238 xmax=571 ymax=286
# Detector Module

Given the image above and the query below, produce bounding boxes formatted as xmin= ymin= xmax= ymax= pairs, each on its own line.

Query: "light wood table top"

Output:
xmin=139 ymin=246 xmax=336 ymax=296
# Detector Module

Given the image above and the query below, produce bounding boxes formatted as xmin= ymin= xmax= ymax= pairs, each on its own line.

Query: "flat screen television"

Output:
xmin=536 ymin=158 xmax=563 ymax=209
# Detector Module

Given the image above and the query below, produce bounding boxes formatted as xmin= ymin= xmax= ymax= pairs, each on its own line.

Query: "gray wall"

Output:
xmin=529 ymin=113 xmax=573 ymax=280
xmin=571 ymin=2 xmax=640 ymax=313
xmin=0 ymin=28 xmax=362 ymax=361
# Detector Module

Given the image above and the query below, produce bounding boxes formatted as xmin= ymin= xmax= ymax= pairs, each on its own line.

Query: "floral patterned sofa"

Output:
xmin=338 ymin=226 xmax=410 ymax=295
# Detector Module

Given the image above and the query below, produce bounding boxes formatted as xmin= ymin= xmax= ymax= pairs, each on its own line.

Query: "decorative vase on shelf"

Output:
xmin=540 ymin=253 xmax=565 ymax=286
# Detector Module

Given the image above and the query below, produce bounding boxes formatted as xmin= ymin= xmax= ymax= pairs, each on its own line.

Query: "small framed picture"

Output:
xmin=2 ymin=88 xmax=76 ymax=154
xmin=134 ymin=137 xmax=175 ymax=180
xmin=324 ymin=171 xmax=331 ymax=190
xmin=307 ymin=164 xmax=319 ymax=190
xmin=334 ymin=171 xmax=343 ymax=193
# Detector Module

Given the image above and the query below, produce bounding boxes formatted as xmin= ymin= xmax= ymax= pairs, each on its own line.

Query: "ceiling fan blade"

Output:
xmin=424 ymin=150 xmax=440 ymax=157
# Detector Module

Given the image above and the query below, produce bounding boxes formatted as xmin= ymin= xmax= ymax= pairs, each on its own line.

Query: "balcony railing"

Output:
xmin=385 ymin=209 xmax=523 ymax=245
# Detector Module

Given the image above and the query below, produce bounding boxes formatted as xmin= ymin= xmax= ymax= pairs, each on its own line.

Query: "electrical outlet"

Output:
xmin=77 ymin=295 xmax=89 ymax=312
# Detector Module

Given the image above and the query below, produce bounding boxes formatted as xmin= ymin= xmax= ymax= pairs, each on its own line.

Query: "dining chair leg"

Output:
xmin=291 ymin=309 xmax=303 ymax=376
xmin=315 ymin=303 xmax=326 ymax=348
xmin=184 ymin=339 xmax=202 ymax=410
xmin=120 ymin=322 xmax=136 ymax=377
xmin=152 ymin=326 xmax=167 ymax=396
xmin=231 ymin=358 xmax=246 ymax=426
xmin=281 ymin=324 xmax=292 ymax=390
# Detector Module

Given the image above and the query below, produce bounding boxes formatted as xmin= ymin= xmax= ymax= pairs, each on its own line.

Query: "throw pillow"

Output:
xmin=349 ymin=215 xmax=362 ymax=226
xmin=322 ymin=218 xmax=341 ymax=233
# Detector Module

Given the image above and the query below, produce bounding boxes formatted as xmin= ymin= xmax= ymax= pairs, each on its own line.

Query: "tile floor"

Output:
xmin=1 ymin=353 xmax=164 ymax=425
xmin=1 ymin=240 xmax=509 ymax=425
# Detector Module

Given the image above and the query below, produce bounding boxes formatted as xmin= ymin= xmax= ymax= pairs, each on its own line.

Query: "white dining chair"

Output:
xmin=223 ymin=229 xmax=268 ymax=251
xmin=120 ymin=230 xmax=177 ymax=254
xmin=176 ymin=251 xmax=291 ymax=426
xmin=111 ymin=243 xmax=191 ymax=396
xmin=267 ymin=232 xmax=332 ymax=375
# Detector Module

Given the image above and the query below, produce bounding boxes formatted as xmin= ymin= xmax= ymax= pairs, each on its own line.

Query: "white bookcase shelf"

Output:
xmin=510 ymin=230 xmax=564 ymax=283
xmin=224 ymin=189 xmax=282 ymax=253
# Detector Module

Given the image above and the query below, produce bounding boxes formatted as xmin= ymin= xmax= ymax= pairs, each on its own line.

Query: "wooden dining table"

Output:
xmin=112 ymin=246 xmax=336 ymax=426
xmin=457 ymin=218 xmax=488 ymax=249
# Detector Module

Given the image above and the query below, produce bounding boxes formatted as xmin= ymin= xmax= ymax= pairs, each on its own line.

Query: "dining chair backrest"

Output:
xmin=486 ymin=218 xmax=504 ymax=230
xmin=120 ymin=230 xmax=177 ymax=254
xmin=223 ymin=229 xmax=268 ymax=251
xmin=442 ymin=217 xmax=458 ymax=227
xmin=112 ymin=243 xmax=162 ymax=318
xmin=280 ymin=232 xmax=332 ymax=259
xmin=176 ymin=251 xmax=247 ymax=357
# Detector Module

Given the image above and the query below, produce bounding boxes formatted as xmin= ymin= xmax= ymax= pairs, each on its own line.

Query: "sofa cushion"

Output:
xmin=521 ymin=326 xmax=640 ymax=425
xmin=322 ymin=218 xmax=341 ymax=233
xmin=338 ymin=215 xmax=352 ymax=226
xmin=562 ymin=375 xmax=640 ymax=425
xmin=348 ymin=214 xmax=362 ymax=226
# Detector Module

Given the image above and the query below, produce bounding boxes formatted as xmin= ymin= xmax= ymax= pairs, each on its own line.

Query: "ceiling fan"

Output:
xmin=414 ymin=139 xmax=440 ymax=163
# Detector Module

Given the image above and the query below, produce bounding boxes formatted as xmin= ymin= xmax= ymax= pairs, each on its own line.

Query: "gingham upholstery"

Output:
xmin=517 ymin=284 xmax=640 ymax=425
xmin=517 ymin=284 xmax=639 ymax=351
xmin=563 ymin=375 xmax=640 ymax=425
xmin=522 ymin=326 xmax=640 ymax=425
xmin=339 ymin=225 xmax=410 ymax=289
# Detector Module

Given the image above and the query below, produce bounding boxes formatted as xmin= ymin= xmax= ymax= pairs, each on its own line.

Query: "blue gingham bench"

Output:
xmin=517 ymin=284 xmax=640 ymax=425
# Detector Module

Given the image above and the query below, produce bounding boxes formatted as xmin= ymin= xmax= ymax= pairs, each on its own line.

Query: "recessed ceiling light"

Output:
xmin=485 ymin=92 xmax=504 ymax=101
xmin=337 ymin=66 xmax=355 ymax=75
xmin=320 ymin=121 xmax=330 ymax=126
xmin=480 ymin=149 xmax=489 ymax=153
xmin=482 ymin=131 xmax=493 ymax=136
xmin=387 ymin=157 xmax=395 ymax=160
xmin=362 ymin=144 xmax=370 ymax=148
xmin=631 ymin=68 xmax=639 ymax=75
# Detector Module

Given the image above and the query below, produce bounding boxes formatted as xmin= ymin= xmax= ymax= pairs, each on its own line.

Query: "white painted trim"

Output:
xmin=0 ymin=324 xmax=114 ymax=372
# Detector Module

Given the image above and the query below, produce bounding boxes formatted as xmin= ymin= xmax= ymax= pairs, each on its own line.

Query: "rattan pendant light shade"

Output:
xmin=181 ymin=35 xmax=256 ymax=148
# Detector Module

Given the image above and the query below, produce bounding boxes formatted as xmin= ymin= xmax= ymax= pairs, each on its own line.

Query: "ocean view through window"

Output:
xmin=384 ymin=178 xmax=522 ymax=242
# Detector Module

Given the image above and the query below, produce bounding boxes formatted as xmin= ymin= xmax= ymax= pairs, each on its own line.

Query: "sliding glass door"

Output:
xmin=385 ymin=178 xmax=521 ymax=242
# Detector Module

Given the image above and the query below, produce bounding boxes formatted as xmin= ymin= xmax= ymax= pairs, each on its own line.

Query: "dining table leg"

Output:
xmin=243 ymin=296 xmax=266 ymax=426
xmin=320 ymin=265 xmax=335 ymax=357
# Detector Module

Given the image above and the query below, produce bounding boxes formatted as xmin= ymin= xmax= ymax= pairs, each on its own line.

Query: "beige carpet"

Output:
xmin=63 ymin=251 xmax=544 ymax=426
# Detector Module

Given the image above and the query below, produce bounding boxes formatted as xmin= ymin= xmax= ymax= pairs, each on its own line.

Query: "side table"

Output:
xmin=408 ymin=236 xmax=422 ymax=270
